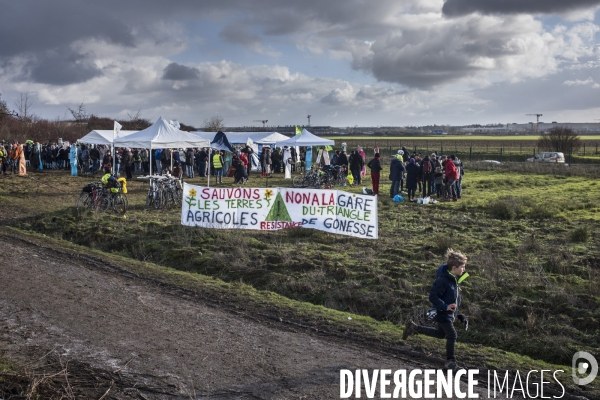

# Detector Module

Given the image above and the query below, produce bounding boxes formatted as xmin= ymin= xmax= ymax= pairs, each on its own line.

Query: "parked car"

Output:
xmin=527 ymin=152 xmax=565 ymax=163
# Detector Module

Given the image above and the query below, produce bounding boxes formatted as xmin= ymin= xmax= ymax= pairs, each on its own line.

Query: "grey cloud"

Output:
xmin=442 ymin=0 xmax=600 ymax=17
xmin=474 ymin=67 xmax=600 ymax=114
xmin=23 ymin=48 xmax=103 ymax=85
xmin=162 ymin=63 xmax=200 ymax=81
xmin=218 ymin=24 xmax=262 ymax=47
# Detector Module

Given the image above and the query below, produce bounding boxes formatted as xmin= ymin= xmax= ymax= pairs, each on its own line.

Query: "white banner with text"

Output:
xmin=181 ymin=184 xmax=378 ymax=239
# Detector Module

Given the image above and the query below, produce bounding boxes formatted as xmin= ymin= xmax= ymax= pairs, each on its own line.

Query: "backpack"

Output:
xmin=423 ymin=160 xmax=432 ymax=174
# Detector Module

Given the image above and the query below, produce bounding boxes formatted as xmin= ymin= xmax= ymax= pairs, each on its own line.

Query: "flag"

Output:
xmin=295 ymin=126 xmax=302 ymax=135
xmin=247 ymin=137 xmax=254 ymax=147
xmin=114 ymin=121 xmax=122 ymax=139
xmin=325 ymin=145 xmax=333 ymax=151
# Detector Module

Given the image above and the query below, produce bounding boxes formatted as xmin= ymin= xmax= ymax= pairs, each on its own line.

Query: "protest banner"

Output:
xmin=181 ymin=183 xmax=378 ymax=239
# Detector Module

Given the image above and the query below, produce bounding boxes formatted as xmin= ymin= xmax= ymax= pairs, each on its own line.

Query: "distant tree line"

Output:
xmin=0 ymin=93 xmax=208 ymax=144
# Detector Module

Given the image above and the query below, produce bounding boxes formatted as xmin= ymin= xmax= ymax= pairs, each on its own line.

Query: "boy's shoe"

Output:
xmin=444 ymin=360 xmax=463 ymax=372
xmin=402 ymin=320 xmax=419 ymax=340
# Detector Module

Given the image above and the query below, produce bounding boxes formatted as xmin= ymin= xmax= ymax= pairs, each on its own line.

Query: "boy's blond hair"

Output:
xmin=445 ymin=248 xmax=467 ymax=268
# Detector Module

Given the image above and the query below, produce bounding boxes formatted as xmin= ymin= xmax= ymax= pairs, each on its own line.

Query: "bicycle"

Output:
xmin=77 ymin=181 xmax=105 ymax=211
xmin=146 ymin=176 xmax=164 ymax=209
xmin=100 ymin=189 xmax=128 ymax=214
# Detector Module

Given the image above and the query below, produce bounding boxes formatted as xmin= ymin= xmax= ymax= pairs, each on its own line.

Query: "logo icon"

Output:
xmin=572 ymin=351 xmax=598 ymax=385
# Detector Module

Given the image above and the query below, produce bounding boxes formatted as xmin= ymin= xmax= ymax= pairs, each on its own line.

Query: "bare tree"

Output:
xmin=14 ymin=92 xmax=34 ymax=122
xmin=0 ymin=94 xmax=10 ymax=122
xmin=537 ymin=127 xmax=581 ymax=153
xmin=126 ymin=109 xmax=151 ymax=130
xmin=203 ymin=115 xmax=225 ymax=131
xmin=67 ymin=100 xmax=89 ymax=122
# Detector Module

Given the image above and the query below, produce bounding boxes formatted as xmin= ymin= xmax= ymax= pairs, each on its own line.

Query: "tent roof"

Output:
xmin=274 ymin=129 xmax=335 ymax=146
xmin=78 ymin=130 xmax=137 ymax=145
xmin=191 ymin=131 xmax=291 ymax=145
xmin=114 ymin=117 xmax=210 ymax=149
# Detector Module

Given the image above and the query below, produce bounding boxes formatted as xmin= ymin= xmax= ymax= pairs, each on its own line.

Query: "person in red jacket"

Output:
xmin=445 ymin=154 xmax=460 ymax=201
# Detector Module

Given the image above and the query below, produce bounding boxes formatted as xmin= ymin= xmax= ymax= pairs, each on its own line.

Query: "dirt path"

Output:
xmin=0 ymin=234 xmax=504 ymax=399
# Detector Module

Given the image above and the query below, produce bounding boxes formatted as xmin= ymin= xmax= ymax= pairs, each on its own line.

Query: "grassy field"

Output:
xmin=323 ymin=137 xmax=600 ymax=164
xmin=328 ymin=135 xmax=600 ymax=141
xmin=1 ymin=164 xmax=599 ymax=396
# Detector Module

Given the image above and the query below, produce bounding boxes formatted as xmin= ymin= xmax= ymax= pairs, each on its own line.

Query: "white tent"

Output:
xmin=256 ymin=132 xmax=290 ymax=144
xmin=114 ymin=117 xmax=210 ymax=149
xmin=114 ymin=117 xmax=211 ymax=175
xmin=78 ymin=130 xmax=137 ymax=145
xmin=274 ymin=129 xmax=334 ymax=146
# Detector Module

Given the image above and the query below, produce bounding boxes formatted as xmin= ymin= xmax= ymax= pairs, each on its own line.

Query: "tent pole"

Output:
xmin=207 ymin=148 xmax=211 ymax=188
xmin=149 ymin=145 xmax=152 ymax=176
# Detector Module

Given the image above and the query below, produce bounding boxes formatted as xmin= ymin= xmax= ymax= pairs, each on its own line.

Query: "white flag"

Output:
xmin=114 ymin=121 xmax=122 ymax=139
xmin=246 ymin=137 xmax=254 ymax=147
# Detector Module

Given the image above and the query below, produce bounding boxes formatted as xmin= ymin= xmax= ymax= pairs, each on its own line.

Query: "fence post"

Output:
xmin=500 ymin=147 xmax=503 ymax=162
xmin=389 ymin=146 xmax=392 ymax=158
xmin=569 ymin=147 xmax=573 ymax=165
xmin=441 ymin=144 xmax=443 ymax=155
xmin=469 ymin=146 xmax=472 ymax=162
xmin=583 ymin=143 xmax=586 ymax=156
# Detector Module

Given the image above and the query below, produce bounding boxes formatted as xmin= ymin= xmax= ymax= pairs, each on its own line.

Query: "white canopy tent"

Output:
xmin=274 ymin=128 xmax=334 ymax=147
xmin=78 ymin=130 xmax=137 ymax=145
xmin=114 ymin=117 xmax=211 ymax=175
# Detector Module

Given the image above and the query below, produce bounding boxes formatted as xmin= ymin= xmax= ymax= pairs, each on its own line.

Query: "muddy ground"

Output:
xmin=0 ymin=231 xmax=516 ymax=400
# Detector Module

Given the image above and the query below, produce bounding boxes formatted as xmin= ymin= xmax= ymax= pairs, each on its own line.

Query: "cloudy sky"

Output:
xmin=2 ymin=0 xmax=600 ymax=128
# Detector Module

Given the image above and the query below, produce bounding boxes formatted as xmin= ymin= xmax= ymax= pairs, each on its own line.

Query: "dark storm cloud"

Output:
xmin=162 ymin=63 xmax=200 ymax=81
xmin=442 ymin=0 xmax=600 ymax=17
xmin=0 ymin=2 xmax=135 ymax=58
xmin=23 ymin=48 xmax=103 ymax=85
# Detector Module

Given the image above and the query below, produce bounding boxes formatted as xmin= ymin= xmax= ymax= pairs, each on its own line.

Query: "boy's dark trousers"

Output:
xmin=417 ymin=321 xmax=457 ymax=361
xmin=436 ymin=183 xmax=444 ymax=198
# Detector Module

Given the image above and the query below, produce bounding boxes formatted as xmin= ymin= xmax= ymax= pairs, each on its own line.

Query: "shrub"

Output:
xmin=570 ymin=226 xmax=591 ymax=243
xmin=528 ymin=204 xmax=556 ymax=220
xmin=487 ymin=196 xmax=524 ymax=220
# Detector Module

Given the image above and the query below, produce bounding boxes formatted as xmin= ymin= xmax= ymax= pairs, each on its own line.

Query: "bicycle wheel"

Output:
xmin=160 ymin=189 xmax=173 ymax=209
xmin=113 ymin=194 xmax=128 ymax=215
xmin=173 ymin=186 xmax=183 ymax=203
xmin=146 ymin=189 xmax=154 ymax=207
xmin=153 ymin=190 xmax=162 ymax=209
xmin=293 ymin=175 xmax=306 ymax=188
xmin=99 ymin=196 xmax=111 ymax=212
xmin=77 ymin=192 xmax=92 ymax=210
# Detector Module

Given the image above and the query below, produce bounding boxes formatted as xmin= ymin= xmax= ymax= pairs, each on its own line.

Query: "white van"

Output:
xmin=527 ymin=152 xmax=565 ymax=163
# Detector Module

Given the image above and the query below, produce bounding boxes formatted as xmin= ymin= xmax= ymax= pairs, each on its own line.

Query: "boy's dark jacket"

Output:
xmin=429 ymin=264 xmax=468 ymax=322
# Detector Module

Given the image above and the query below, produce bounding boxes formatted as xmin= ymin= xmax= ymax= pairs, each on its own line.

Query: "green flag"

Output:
xmin=295 ymin=126 xmax=302 ymax=135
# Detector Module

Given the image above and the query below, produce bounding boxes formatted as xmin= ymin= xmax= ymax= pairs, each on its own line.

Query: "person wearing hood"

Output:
xmin=403 ymin=249 xmax=470 ymax=371
xmin=69 ymin=144 xmax=78 ymax=176
xmin=405 ymin=158 xmax=420 ymax=202
xmin=389 ymin=151 xmax=405 ymax=199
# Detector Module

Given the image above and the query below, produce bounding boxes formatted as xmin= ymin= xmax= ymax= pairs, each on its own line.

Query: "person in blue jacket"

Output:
xmin=403 ymin=249 xmax=469 ymax=370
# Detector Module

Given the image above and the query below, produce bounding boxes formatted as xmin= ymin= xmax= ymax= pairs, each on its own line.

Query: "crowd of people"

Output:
xmin=1 ymin=141 xmax=464 ymax=203
xmin=367 ymin=146 xmax=464 ymax=202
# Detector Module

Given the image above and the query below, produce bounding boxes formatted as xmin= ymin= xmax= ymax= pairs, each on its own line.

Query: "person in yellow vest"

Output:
xmin=213 ymin=150 xmax=224 ymax=184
